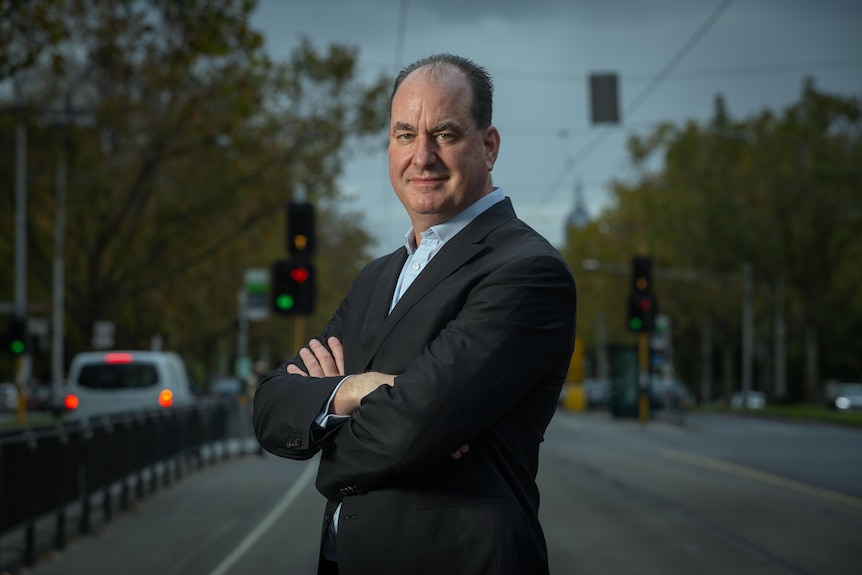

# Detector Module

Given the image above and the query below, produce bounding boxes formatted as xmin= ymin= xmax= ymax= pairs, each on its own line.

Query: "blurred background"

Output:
xmin=1 ymin=0 xmax=860 ymax=419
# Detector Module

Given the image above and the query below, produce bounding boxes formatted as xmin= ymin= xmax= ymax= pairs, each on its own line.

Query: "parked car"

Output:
xmin=0 ymin=382 xmax=19 ymax=413
xmin=830 ymin=383 xmax=862 ymax=411
xmin=730 ymin=391 xmax=766 ymax=410
xmin=649 ymin=377 xmax=694 ymax=410
xmin=583 ymin=378 xmax=611 ymax=409
xmin=26 ymin=382 xmax=53 ymax=411
xmin=210 ymin=377 xmax=244 ymax=397
xmin=59 ymin=350 xmax=196 ymax=421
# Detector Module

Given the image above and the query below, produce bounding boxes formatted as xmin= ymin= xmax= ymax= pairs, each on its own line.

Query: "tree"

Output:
xmin=0 ymin=0 xmax=390 ymax=380
xmin=565 ymin=80 xmax=862 ymax=403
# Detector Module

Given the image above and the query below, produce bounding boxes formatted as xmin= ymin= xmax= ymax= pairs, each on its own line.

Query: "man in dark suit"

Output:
xmin=253 ymin=53 xmax=577 ymax=575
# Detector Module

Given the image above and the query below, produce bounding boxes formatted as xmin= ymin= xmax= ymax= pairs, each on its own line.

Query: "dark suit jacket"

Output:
xmin=254 ymin=198 xmax=577 ymax=575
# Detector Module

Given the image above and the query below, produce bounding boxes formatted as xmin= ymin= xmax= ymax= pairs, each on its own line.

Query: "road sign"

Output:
xmin=244 ymin=268 xmax=270 ymax=321
xmin=92 ymin=320 xmax=115 ymax=350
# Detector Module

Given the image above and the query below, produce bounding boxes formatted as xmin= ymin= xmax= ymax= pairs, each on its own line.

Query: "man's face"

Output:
xmin=388 ymin=66 xmax=500 ymax=235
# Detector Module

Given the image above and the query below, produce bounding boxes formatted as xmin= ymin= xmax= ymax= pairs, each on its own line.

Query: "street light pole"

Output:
xmin=14 ymin=123 xmax=30 ymax=424
xmin=52 ymin=157 xmax=66 ymax=402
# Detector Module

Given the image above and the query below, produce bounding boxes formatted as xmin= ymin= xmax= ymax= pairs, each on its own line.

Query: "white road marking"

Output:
xmin=208 ymin=461 xmax=317 ymax=575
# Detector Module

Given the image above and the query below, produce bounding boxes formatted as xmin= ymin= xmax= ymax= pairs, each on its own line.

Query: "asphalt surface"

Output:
xmin=3 ymin=409 xmax=860 ymax=575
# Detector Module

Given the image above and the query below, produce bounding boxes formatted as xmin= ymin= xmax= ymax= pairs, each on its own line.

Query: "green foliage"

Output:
xmin=0 ymin=0 xmax=390 ymax=380
xmin=563 ymin=81 xmax=862 ymax=402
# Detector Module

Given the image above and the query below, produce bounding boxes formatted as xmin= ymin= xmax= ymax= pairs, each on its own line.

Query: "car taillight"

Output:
xmin=158 ymin=389 xmax=174 ymax=408
xmin=104 ymin=352 xmax=134 ymax=364
xmin=64 ymin=394 xmax=80 ymax=410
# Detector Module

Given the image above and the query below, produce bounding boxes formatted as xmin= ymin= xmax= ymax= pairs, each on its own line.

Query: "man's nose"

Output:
xmin=412 ymin=135 xmax=438 ymax=168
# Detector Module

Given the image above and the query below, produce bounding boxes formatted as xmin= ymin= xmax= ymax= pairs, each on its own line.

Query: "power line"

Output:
xmin=489 ymin=58 xmax=862 ymax=85
xmin=393 ymin=0 xmax=408 ymax=73
xmin=623 ymin=0 xmax=735 ymax=119
xmin=526 ymin=0 xmax=735 ymax=223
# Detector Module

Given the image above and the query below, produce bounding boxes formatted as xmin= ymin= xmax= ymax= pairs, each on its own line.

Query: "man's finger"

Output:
xmin=450 ymin=444 xmax=470 ymax=460
xmin=298 ymin=346 xmax=324 ymax=377
xmin=286 ymin=363 xmax=308 ymax=377
xmin=328 ymin=336 xmax=345 ymax=376
xmin=309 ymin=339 xmax=339 ymax=377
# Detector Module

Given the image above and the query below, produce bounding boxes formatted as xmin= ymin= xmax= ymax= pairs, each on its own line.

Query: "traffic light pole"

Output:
xmin=638 ymin=332 xmax=650 ymax=423
xmin=582 ymin=258 xmax=756 ymax=406
xmin=292 ymin=316 xmax=305 ymax=361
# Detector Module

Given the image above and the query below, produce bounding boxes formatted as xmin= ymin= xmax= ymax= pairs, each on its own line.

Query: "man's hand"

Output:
xmin=331 ymin=372 xmax=395 ymax=416
xmin=286 ymin=336 xmax=466 ymax=457
xmin=285 ymin=337 xmax=395 ymax=417
xmin=287 ymin=336 xmax=344 ymax=377
xmin=450 ymin=444 xmax=470 ymax=460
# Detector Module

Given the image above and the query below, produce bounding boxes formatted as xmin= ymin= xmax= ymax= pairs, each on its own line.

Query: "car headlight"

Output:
xmin=835 ymin=396 xmax=851 ymax=410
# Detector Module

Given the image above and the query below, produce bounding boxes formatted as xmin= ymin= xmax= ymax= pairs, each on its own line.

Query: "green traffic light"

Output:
xmin=276 ymin=294 xmax=295 ymax=310
xmin=629 ymin=317 xmax=643 ymax=331
xmin=9 ymin=339 xmax=25 ymax=354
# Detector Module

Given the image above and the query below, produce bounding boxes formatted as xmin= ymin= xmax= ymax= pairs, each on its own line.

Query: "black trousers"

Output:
xmin=319 ymin=558 xmax=338 ymax=575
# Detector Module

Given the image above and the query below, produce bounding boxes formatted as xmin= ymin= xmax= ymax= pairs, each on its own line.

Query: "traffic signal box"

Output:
xmin=627 ymin=256 xmax=657 ymax=333
xmin=287 ymin=202 xmax=316 ymax=256
xmin=2 ymin=316 xmax=28 ymax=355
xmin=271 ymin=202 xmax=317 ymax=316
xmin=271 ymin=261 xmax=315 ymax=316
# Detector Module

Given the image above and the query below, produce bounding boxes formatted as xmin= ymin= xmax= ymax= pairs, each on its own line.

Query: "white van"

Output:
xmin=60 ymin=350 xmax=195 ymax=421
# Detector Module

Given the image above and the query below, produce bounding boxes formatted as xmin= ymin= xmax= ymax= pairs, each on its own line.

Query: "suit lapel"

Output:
xmin=360 ymin=248 xmax=407 ymax=359
xmin=360 ymin=198 xmax=516 ymax=366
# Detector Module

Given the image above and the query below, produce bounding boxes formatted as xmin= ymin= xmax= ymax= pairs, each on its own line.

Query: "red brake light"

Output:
xmin=158 ymin=389 xmax=174 ymax=408
xmin=104 ymin=352 xmax=134 ymax=364
xmin=64 ymin=394 xmax=80 ymax=410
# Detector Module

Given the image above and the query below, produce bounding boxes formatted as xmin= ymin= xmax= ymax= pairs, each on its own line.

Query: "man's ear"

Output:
xmin=483 ymin=126 xmax=501 ymax=171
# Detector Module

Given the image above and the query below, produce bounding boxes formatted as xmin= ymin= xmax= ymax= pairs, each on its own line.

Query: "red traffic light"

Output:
xmin=271 ymin=261 xmax=315 ymax=315
xmin=290 ymin=267 xmax=309 ymax=283
xmin=627 ymin=294 xmax=657 ymax=333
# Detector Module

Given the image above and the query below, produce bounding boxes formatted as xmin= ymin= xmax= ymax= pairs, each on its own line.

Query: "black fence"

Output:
xmin=0 ymin=399 xmax=248 ymax=570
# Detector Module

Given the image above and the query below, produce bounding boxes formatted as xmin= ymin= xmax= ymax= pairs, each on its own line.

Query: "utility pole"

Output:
xmin=14 ymin=123 xmax=29 ymax=424
xmin=741 ymin=263 xmax=753 ymax=401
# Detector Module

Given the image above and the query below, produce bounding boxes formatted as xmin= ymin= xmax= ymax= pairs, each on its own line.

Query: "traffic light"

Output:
xmin=631 ymin=256 xmax=652 ymax=295
xmin=589 ymin=73 xmax=620 ymax=125
xmin=627 ymin=256 xmax=657 ymax=333
xmin=627 ymin=294 xmax=656 ymax=333
xmin=4 ymin=315 xmax=28 ymax=355
xmin=271 ymin=260 xmax=315 ymax=315
xmin=287 ymin=202 xmax=316 ymax=256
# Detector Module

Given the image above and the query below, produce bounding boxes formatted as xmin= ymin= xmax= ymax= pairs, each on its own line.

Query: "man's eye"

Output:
xmin=437 ymin=133 xmax=454 ymax=141
xmin=396 ymin=133 xmax=415 ymax=141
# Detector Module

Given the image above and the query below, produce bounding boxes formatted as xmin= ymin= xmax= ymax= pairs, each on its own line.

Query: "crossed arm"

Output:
xmin=288 ymin=336 xmax=470 ymax=460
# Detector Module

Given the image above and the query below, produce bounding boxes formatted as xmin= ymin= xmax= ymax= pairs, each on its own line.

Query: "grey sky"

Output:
xmin=251 ymin=0 xmax=862 ymax=256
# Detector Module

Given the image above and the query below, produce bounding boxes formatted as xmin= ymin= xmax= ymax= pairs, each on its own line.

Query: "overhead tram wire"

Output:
xmin=526 ymin=0 xmax=735 ymax=223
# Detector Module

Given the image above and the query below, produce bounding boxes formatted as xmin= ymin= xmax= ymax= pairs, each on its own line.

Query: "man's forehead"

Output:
xmin=391 ymin=80 xmax=471 ymax=129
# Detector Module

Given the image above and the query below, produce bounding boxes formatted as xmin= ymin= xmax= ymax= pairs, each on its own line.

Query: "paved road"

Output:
xmin=9 ymin=410 xmax=862 ymax=574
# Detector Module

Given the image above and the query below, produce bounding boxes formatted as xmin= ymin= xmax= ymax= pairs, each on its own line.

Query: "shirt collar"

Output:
xmin=401 ymin=188 xmax=505 ymax=254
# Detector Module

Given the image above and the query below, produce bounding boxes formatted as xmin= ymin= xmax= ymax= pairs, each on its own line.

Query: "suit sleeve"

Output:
xmin=316 ymin=251 xmax=577 ymax=500
xmin=252 ymin=295 xmax=349 ymax=460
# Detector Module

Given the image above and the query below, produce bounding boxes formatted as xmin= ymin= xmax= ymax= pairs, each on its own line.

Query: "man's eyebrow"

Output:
xmin=430 ymin=122 xmax=463 ymax=134
xmin=391 ymin=121 xmax=464 ymax=133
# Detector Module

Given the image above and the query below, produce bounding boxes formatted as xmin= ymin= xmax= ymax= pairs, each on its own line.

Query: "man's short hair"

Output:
xmin=391 ymin=53 xmax=494 ymax=129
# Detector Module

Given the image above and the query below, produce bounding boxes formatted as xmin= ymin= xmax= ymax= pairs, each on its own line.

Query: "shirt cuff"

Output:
xmin=314 ymin=375 xmax=353 ymax=428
